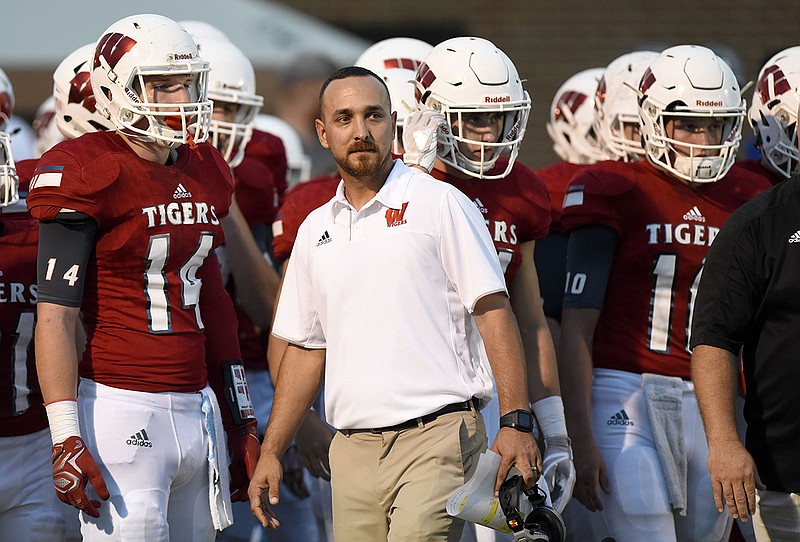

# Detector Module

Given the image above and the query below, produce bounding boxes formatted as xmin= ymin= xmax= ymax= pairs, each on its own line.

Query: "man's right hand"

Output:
xmin=248 ymin=450 xmax=284 ymax=529
xmin=51 ymin=435 xmax=110 ymax=518
xmin=571 ymin=436 xmax=609 ymax=511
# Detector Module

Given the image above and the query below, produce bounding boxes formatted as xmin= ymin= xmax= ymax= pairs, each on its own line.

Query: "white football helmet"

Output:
xmin=91 ymin=14 xmax=212 ymax=148
xmin=53 ymin=44 xmax=115 ymax=140
xmin=638 ymin=45 xmax=745 ymax=184
xmin=545 ymin=67 xmax=607 ymax=164
xmin=0 ymin=68 xmax=18 ymax=206
xmin=748 ymin=46 xmax=800 ymax=180
xmin=32 ymin=96 xmax=65 ymax=157
xmin=178 ymin=20 xmax=230 ymax=47
xmin=254 ymin=114 xmax=311 ymax=189
xmin=356 ymin=37 xmax=434 ymax=153
xmin=413 ymin=37 xmax=530 ymax=179
xmin=190 ymin=37 xmax=263 ymax=167
xmin=594 ymin=51 xmax=660 ymax=162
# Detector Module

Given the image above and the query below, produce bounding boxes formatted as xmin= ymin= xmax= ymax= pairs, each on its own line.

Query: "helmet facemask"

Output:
xmin=209 ymin=99 xmax=259 ymax=168
xmin=0 ymin=132 xmax=19 ymax=207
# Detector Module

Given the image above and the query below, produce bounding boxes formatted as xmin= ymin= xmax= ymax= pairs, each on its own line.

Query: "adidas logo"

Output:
xmin=682 ymin=206 xmax=705 ymax=223
xmin=473 ymin=198 xmax=488 ymax=214
xmin=789 ymin=230 xmax=800 ymax=243
xmin=126 ymin=429 xmax=153 ymax=448
xmin=173 ymin=183 xmax=192 ymax=199
xmin=607 ymin=409 xmax=634 ymax=426
xmin=316 ymin=230 xmax=332 ymax=246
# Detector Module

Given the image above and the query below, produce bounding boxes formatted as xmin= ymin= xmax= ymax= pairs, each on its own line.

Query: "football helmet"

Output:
xmin=638 ymin=45 xmax=745 ymax=184
xmin=91 ymin=13 xmax=212 ymax=148
xmin=254 ymin=114 xmax=311 ymax=188
xmin=32 ymin=96 xmax=65 ymax=157
xmin=189 ymin=37 xmax=263 ymax=167
xmin=0 ymin=67 xmax=18 ymax=206
xmin=413 ymin=37 xmax=530 ymax=179
xmin=178 ymin=20 xmax=230 ymax=48
xmin=53 ymin=43 xmax=115 ymax=140
xmin=748 ymin=46 xmax=800 ymax=180
xmin=545 ymin=67 xmax=607 ymax=164
xmin=594 ymin=50 xmax=660 ymax=162
xmin=356 ymin=37 xmax=434 ymax=153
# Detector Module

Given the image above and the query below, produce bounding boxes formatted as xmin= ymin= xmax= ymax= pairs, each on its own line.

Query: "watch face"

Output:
xmin=518 ymin=410 xmax=533 ymax=429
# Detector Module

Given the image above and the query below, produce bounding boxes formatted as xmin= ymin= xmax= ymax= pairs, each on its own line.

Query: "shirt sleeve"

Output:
xmin=438 ymin=187 xmax=507 ymax=311
xmin=690 ymin=210 xmax=760 ymax=353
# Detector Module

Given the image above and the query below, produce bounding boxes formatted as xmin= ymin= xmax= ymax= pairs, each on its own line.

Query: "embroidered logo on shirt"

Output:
xmin=607 ymin=409 xmax=634 ymax=426
xmin=789 ymin=230 xmax=800 ymax=243
xmin=126 ymin=429 xmax=153 ymax=448
xmin=385 ymin=202 xmax=409 ymax=227
xmin=682 ymin=206 xmax=706 ymax=223
xmin=473 ymin=198 xmax=488 ymax=214
xmin=173 ymin=183 xmax=192 ymax=199
xmin=316 ymin=230 xmax=332 ymax=246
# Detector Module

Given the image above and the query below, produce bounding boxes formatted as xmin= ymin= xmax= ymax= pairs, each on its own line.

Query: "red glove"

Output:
xmin=227 ymin=420 xmax=260 ymax=501
xmin=51 ymin=435 xmax=110 ymax=518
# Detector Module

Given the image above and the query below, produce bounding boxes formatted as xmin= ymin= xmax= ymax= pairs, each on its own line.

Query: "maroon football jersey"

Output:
xmin=245 ymin=129 xmax=288 ymax=210
xmin=234 ymin=157 xmax=277 ymax=227
xmin=736 ymin=158 xmax=784 ymax=186
xmin=272 ymin=174 xmax=340 ymax=262
xmin=27 ymin=132 xmax=235 ymax=392
xmin=431 ymin=158 xmax=551 ymax=282
xmin=534 ymin=161 xmax=588 ymax=233
xmin=562 ymin=159 xmax=771 ymax=379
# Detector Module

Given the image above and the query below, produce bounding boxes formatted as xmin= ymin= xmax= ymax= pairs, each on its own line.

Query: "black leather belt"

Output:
xmin=342 ymin=397 xmax=480 ymax=435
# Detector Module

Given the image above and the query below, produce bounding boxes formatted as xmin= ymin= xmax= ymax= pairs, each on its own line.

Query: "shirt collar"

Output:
xmin=330 ymin=159 xmax=412 ymax=218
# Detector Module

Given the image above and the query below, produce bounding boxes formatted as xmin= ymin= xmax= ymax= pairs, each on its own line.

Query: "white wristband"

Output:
xmin=531 ymin=396 xmax=568 ymax=440
xmin=45 ymin=399 xmax=82 ymax=445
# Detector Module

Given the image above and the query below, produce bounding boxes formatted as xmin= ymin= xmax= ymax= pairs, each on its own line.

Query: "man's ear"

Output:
xmin=315 ymin=118 xmax=329 ymax=149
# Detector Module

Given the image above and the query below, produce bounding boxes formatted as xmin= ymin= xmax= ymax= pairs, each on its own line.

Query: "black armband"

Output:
xmin=562 ymin=225 xmax=617 ymax=310
xmin=36 ymin=212 xmax=98 ymax=307
xmin=222 ymin=361 xmax=256 ymax=425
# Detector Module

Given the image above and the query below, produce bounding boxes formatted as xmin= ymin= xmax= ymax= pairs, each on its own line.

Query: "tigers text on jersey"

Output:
xmin=27 ymin=132 xmax=235 ymax=392
xmin=562 ymin=160 xmax=771 ymax=379
xmin=271 ymin=174 xmax=340 ymax=262
xmin=0 ymin=211 xmax=43 ymax=436
xmin=431 ymin=158 xmax=551 ymax=282
xmin=534 ymin=160 xmax=588 ymax=233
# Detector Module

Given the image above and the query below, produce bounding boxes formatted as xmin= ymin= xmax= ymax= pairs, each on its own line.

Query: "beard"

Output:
xmin=336 ymin=141 xmax=387 ymax=177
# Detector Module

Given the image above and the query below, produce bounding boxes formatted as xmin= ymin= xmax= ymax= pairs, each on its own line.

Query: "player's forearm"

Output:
xmin=691 ymin=344 xmax=742 ymax=445
xmin=35 ymin=302 xmax=81 ymax=404
xmin=474 ymin=293 xmax=529 ymax=413
xmin=221 ymin=201 xmax=280 ymax=328
xmin=261 ymin=344 xmax=325 ymax=456
xmin=558 ymin=308 xmax=600 ymax=439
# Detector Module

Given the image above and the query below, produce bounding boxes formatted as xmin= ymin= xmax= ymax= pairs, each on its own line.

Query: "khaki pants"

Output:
xmin=330 ymin=409 xmax=487 ymax=542
xmin=753 ymin=490 xmax=800 ymax=541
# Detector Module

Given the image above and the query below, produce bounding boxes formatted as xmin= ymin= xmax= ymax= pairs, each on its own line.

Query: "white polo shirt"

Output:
xmin=272 ymin=160 xmax=507 ymax=429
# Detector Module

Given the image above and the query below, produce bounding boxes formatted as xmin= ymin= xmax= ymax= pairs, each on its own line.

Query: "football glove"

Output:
xmin=227 ymin=420 xmax=261 ymax=502
xmin=51 ymin=435 xmax=110 ymax=518
xmin=402 ymin=110 xmax=448 ymax=173
xmin=542 ymin=435 xmax=576 ymax=514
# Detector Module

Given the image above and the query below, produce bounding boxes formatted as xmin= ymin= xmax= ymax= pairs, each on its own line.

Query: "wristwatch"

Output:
xmin=499 ymin=409 xmax=534 ymax=433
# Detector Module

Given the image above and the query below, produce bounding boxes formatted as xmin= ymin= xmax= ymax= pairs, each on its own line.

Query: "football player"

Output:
xmin=0 ymin=66 xmax=71 ymax=542
xmin=741 ymin=46 xmax=800 ymax=184
xmin=255 ymin=114 xmax=312 ymax=189
xmin=559 ymin=44 xmax=771 ymax=542
xmin=408 ymin=37 xmax=575 ymax=522
xmin=28 ymin=14 xmax=258 ymax=541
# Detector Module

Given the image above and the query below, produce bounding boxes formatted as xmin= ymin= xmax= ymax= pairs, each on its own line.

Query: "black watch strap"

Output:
xmin=499 ymin=409 xmax=534 ymax=433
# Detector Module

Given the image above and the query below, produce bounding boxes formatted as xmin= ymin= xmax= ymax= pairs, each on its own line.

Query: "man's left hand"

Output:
xmin=491 ymin=427 xmax=542 ymax=494
xmin=227 ymin=421 xmax=261 ymax=501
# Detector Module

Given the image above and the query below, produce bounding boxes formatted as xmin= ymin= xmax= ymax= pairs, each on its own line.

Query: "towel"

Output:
xmin=642 ymin=373 xmax=688 ymax=516
xmin=200 ymin=388 xmax=234 ymax=530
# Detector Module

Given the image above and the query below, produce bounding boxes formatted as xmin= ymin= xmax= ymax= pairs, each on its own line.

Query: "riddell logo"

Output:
xmin=170 ymin=53 xmax=195 ymax=61
xmin=485 ymin=95 xmax=511 ymax=103
xmin=696 ymin=100 xmax=723 ymax=107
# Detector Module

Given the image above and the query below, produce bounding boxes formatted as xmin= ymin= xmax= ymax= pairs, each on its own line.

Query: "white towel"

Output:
xmin=642 ymin=373 xmax=687 ymax=516
xmin=200 ymin=388 xmax=234 ymax=530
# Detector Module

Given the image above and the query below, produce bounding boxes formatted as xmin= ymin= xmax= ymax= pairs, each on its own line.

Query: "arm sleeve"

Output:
xmin=562 ymin=225 xmax=617 ymax=310
xmin=690 ymin=212 xmax=760 ymax=353
xmin=36 ymin=213 xmax=98 ymax=307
